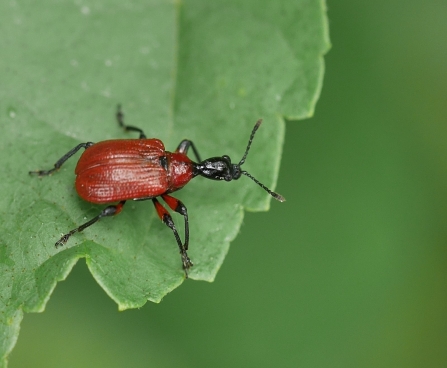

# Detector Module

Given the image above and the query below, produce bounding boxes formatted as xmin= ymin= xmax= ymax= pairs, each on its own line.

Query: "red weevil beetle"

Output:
xmin=30 ymin=105 xmax=285 ymax=277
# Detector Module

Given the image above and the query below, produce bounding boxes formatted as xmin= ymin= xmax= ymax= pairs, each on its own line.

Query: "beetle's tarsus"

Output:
xmin=55 ymin=234 xmax=70 ymax=248
xmin=29 ymin=169 xmax=56 ymax=176
xmin=181 ymin=252 xmax=193 ymax=278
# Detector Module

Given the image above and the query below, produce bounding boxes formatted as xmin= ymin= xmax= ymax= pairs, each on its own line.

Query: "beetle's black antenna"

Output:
xmin=241 ymin=171 xmax=285 ymax=202
xmin=238 ymin=119 xmax=262 ymax=166
xmin=238 ymin=119 xmax=285 ymax=202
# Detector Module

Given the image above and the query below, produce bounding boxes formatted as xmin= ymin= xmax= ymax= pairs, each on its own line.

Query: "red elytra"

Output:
xmin=30 ymin=106 xmax=285 ymax=277
xmin=75 ymin=139 xmax=194 ymax=203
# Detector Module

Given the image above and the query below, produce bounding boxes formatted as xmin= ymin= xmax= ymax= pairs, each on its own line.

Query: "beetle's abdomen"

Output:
xmin=75 ymin=139 xmax=168 ymax=203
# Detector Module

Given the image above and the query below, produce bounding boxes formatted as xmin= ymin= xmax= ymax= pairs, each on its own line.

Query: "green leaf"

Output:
xmin=0 ymin=0 xmax=329 ymax=365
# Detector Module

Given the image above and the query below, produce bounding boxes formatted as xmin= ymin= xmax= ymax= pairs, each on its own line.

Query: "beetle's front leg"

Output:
xmin=176 ymin=139 xmax=202 ymax=162
xmin=152 ymin=197 xmax=193 ymax=277
xmin=161 ymin=194 xmax=190 ymax=250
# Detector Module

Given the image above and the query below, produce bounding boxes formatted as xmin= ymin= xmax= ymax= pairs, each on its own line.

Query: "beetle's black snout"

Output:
xmin=196 ymin=155 xmax=241 ymax=181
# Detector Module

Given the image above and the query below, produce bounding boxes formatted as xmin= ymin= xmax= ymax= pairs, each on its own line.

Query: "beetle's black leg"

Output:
xmin=55 ymin=201 xmax=126 ymax=248
xmin=161 ymin=194 xmax=190 ymax=250
xmin=152 ymin=197 xmax=192 ymax=277
xmin=176 ymin=139 xmax=202 ymax=162
xmin=29 ymin=142 xmax=94 ymax=176
xmin=116 ymin=104 xmax=147 ymax=139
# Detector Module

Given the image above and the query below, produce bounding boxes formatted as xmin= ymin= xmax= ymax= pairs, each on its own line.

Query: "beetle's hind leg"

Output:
xmin=29 ymin=142 xmax=94 ymax=176
xmin=55 ymin=201 xmax=126 ymax=247
xmin=152 ymin=197 xmax=193 ymax=278
xmin=116 ymin=104 xmax=147 ymax=139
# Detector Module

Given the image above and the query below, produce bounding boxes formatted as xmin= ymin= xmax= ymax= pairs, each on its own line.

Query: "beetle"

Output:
xmin=30 ymin=105 xmax=285 ymax=277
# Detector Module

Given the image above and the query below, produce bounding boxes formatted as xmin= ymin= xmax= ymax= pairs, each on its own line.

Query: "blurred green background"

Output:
xmin=10 ymin=1 xmax=447 ymax=367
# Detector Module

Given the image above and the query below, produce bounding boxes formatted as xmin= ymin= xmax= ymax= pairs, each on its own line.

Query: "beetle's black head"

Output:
xmin=193 ymin=120 xmax=285 ymax=202
xmin=194 ymin=155 xmax=241 ymax=182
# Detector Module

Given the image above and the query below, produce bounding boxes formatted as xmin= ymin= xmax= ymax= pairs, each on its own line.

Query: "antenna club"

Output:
xmin=274 ymin=194 xmax=286 ymax=202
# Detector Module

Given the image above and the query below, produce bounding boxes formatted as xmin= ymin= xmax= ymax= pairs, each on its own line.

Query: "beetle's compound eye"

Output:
xmin=231 ymin=164 xmax=242 ymax=180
